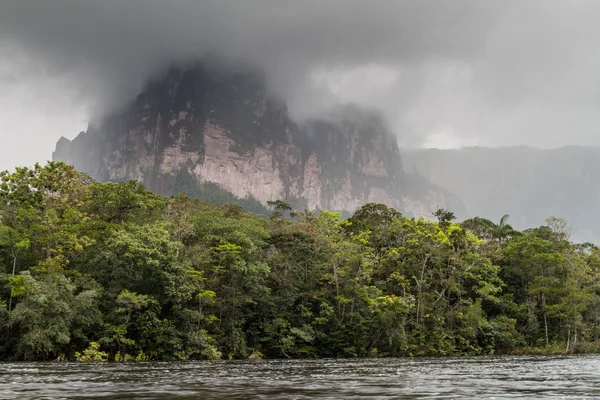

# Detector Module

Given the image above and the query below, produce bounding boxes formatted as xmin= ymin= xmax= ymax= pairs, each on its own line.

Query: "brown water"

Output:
xmin=1 ymin=355 xmax=600 ymax=399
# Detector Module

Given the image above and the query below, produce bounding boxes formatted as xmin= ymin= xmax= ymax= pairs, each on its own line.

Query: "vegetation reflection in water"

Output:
xmin=2 ymin=162 xmax=600 ymax=363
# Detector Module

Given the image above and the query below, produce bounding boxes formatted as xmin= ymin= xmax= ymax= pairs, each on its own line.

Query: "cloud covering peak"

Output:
xmin=1 ymin=0 xmax=600 ymax=169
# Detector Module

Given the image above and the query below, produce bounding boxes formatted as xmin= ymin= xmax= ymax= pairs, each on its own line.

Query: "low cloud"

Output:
xmin=1 ymin=0 xmax=600 ymax=169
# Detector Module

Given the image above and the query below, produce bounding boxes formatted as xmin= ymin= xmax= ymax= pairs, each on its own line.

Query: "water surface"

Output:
xmin=1 ymin=355 xmax=599 ymax=399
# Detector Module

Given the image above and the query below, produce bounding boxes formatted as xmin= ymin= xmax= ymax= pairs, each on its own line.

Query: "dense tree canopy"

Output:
xmin=1 ymin=162 xmax=600 ymax=361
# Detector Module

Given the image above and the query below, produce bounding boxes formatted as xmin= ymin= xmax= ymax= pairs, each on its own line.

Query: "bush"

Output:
xmin=248 ymin=349 xmax=264 ymax=360
xmin=75 ymin=342 xmax=108 ymax=362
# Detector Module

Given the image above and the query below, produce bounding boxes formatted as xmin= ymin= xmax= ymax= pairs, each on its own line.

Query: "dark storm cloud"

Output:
xmin=1 ymin=0 xmax=600 ymax=163
xmin=0 ymin=0 xmax=500 ymax=107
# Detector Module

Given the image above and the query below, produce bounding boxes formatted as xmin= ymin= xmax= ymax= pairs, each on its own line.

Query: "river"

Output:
xmin=1 ymin=355 xmax=600 ymax=399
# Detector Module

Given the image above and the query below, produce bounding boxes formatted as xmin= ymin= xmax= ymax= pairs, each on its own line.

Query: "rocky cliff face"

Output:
xmin=54 ymin=63 xmax=462 ymax=217
xmin=402 ymin=146 xmax=600 ymax=242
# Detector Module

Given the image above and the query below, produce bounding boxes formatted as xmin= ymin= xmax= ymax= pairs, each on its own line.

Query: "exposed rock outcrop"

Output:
xmin=54 ymin=63 xmax=463 ymax=218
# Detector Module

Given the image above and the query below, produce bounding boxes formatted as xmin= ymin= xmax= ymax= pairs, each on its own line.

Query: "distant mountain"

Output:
xmin=53 ymin=61 xmax=464 ymax=217
xmin=402 ymin=146 xmax=600 ymax=242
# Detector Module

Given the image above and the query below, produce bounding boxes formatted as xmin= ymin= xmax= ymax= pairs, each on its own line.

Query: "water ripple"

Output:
xmin=1 ymin=355 xmax=600 ymax=399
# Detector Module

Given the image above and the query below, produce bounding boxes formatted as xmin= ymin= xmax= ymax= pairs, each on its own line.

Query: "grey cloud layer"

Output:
xmin=1 ymin=0 xmax=600 ymax=151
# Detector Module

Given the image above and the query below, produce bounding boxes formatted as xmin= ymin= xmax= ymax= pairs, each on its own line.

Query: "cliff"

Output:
xmin=53 ymin=63 xmax=463 ymax=217
xmin=402 ymin=146 xmax=600 ymax=242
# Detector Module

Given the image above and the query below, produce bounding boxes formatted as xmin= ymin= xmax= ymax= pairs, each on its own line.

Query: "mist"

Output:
xmin=2 ymin=0 xmax=600 ymax=170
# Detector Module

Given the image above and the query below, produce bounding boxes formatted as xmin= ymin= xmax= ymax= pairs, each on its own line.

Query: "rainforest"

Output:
xmin=1 ymin=162 xmax=599 ymax=362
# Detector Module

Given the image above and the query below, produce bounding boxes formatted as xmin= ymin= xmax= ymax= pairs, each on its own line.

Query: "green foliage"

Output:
xmin=135 ymin=351 xmax=148 ymax=362
xmin=1 ymin=162 xmax=600 ymax=360
xmin=8 ymin=275 xmax=25 ymax=297
xmin=75 ymin=342 xmax=108 ymax=362
xmin=248 ymin=349 xmax=264 ymax=360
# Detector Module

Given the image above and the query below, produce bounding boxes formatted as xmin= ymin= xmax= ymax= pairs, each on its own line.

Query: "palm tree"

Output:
xmin=492 ymin=214 xmax=515 ymax=244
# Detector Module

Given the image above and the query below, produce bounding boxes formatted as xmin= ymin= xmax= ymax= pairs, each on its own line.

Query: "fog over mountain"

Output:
xmin=402 ymin=146 xmax=600 ymax=242
xmin=3 ymin=1 xmax=600 ymax=171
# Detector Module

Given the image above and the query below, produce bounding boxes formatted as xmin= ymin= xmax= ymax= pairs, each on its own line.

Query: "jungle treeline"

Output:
xmin=1 ymin=162 xmax=599 ymax=361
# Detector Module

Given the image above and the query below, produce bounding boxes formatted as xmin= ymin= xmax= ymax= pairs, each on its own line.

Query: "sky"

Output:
xmin=1 ymin=0 xmax=600 ymax=171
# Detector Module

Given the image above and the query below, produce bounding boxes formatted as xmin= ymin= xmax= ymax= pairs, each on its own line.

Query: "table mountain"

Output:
xmin=54 ymin=62 xmax=463 ymax=217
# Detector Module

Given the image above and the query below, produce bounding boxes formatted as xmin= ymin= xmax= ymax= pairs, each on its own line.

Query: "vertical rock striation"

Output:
xmin=54 ymin=63 xmax=463 ymax=217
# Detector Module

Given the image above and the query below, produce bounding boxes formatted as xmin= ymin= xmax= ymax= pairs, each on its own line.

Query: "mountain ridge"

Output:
xmin=402 ymin=146 xmax=600 ymax=242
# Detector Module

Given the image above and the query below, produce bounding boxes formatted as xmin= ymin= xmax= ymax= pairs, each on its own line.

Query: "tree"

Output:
xmin=9 ymin=271 xmax=100 ymax=360
xmin=267 ymin=200 xmax=292 ymax=219
xmin=433 ymin=208 xmax=456 ymax=234
xmin=462 ymin=217 xmax=495 ymax=241
xmin=492 ymin=214 xmax=516 ymax=244
xmin=3 ymin=161 xmax=600 ymax=360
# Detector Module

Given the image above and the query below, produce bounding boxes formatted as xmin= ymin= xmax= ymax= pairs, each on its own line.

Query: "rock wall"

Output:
xmin=54 ymin=63 xmax=463 ymax=218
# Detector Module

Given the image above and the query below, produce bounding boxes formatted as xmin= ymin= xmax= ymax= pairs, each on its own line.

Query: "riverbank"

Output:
xmin=3 ymin=163 xmax=600 ymax=362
